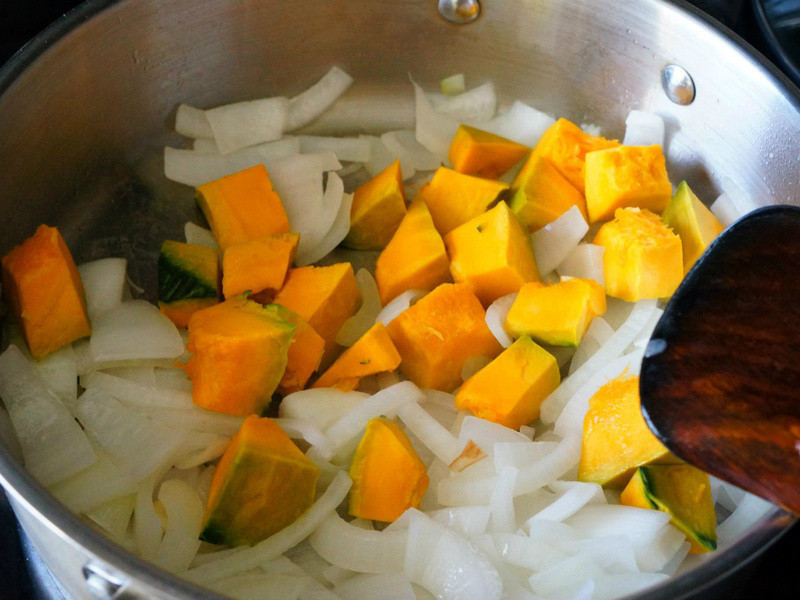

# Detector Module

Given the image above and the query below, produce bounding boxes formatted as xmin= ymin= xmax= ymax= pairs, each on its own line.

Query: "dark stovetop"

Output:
xmin=0 ymin=1 xmax=797 ymax=599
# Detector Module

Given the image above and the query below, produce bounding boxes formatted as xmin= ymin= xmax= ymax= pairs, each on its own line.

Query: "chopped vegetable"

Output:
xmin=221 ymin=233 xmax=299 ymax=299
xmin=530 ymin=205 xmax=589 ymax=275
xmin=266 ymin=304 xmax=326 ymax=396
xmin=200 ymin=415 xmax=320 ymax=546
xmin=623 ymin=110 xmax=665 ymax=147
xmin=158 ymin=240 xmax=220 ymax=328
xmin=1 ymin=224 xmax=91 ymax=359
xmin=344 ymin=160 xmax=407 ymax=250
xmin=448 ymin=125 xmax=529 ymax=179
xmin=205 ymin=96 xmax=288 ymax=154
xmin=661 ymin=181 xmax=725 ymax=273
xmin=78 ymin=257 xmax=128 ymax=322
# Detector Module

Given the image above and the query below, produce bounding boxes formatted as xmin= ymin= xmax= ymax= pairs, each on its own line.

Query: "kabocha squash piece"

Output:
xmin=195 ymin=165 xmax=290 ymax=252
xmin=184 ymin=297 xmax=295 ymax=416
xmin=455 ymin=336 xmax=560 ymax=429
xmin=509 ymin=157 xmax=588 ymax=231
xmin=661 ymin=181 xmax=725 ymax=273
xmin=448 ymin=125 xmax=530 ymax=179
xmin=158 ymin=240 xmax=220 ymax=328
xmin=445 ymin=201 xmax=540 ymax=305
xmin=594 ymin=208 xmax=683 ymax=301
xmin=512 ymin=118 xmax=618 ymax=197
xmin=386 ymin=283 xmax=501 ymax=391
xmin=349 ymin=417 xmax=429 ymax=522
xmin=621 ymin=464 xmax=717 ymax=554
xmin=1 ymin=225 xmax=90 ymax=359
xmin=578 ymin=374 xmax=676 ymax=487
xmin=222 ymin=233 xmax=299 ymax=299
xmin=201 ymin=415 xmax=319 ymax=545
xmin=313 ymin=323 xmax=401 ymax=391
xmin=504 ymin=278 xmax=607 ymax=347
xmin=263 ymin=304 xmax=325 ymax=396
xmin=374 ymin=200 xmax=451 ymax=306
xmin=584 ymin=145 xmax=672 ymax=223
xmin=274 ymin=263 xmax=361 ymax=362
xmin=414 ymin=167 xmax=509 ymax=235
xmin=344 ymin=160 xmax=407 ymax=250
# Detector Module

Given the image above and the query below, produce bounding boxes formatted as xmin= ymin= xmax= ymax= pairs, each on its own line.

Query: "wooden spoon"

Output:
xmin=639 ymin=205 xmax=800 ymax=516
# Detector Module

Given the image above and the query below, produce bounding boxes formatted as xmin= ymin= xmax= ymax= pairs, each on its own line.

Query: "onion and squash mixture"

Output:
xmin=0 ymin=69 xmax=770 ymax=600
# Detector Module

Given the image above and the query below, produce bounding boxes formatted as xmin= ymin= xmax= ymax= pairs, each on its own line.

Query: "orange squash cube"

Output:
xmin=509 ymin=157 xmax=588 ymax=231
xmin=414 ymin=167 xmax=508 ymax=235
xmin=584 ymin=145 xmax=673 ymax=222
xmin=265 ymin=304 xmax=326 ymax=396
xmin=661 ymin=181 xmax=725 ymax=273
xmin=222 ymin=233 xmax=299 ymax=299
xmin=375 ymin=200 xmax=451 ymax=306
xmin=448 ymin=125 xmax=530 ymax=179
xmin=195 ymin=165 xmax=291 ymax=252
xmin=386 ymin=283 xmax=501 ymax=392
xmin=1 ymin=225 xmax=91 ymax=359
xmin=445 ymin=201 xmax=540 ymax=305
xmin=344 ymin=160 xmax=407 ymax=250
xmin=593 ymin=208 xmax=683 ymax=301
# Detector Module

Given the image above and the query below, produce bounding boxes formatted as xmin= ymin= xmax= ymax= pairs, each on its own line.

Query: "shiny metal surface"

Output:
xmin=437 ymin=0 xmax=481 ymax=24
xmin=0 ymin=0 xmax=799 ymax=599
xmin=661 ymin=64 xmax=697 ymax=105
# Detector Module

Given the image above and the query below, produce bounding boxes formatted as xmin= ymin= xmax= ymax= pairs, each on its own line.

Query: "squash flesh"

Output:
xmin=448 ymin=124 xmax=529 ymax=179
xmin=158 ymin=240 xmax=221 ymax=328
xmin=262 ymin=304 xmax=325 ymax=396
xmin=661 ymin=181 xmax=725 ymax=273
xmin=222 ymin=232 xmax=299 ymax=299
xmin=344 ymin=160 xmax=407 ymax=250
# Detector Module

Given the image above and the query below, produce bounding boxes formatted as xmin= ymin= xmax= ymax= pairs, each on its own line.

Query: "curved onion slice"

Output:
xmin=78 ymin=258 xmax=128 ymax=321
xmin=86 ymin=494 xmax=136 ymax=542
xmin=363 ymin=135 xmax=416 ymax=180
xmin=397 ymin=402 xmax=463 ymax=465
xmin=153 ymin=479 xmax=204 ymax=573
xmin=440 ymin=73 xmax=466 ymax=95
xmin=82 ymin=370 xmax=193 ymax=409
xmin=623 ymin=110 xmax=665 ymax=147
xmin=483 ymin=100 xmax=555 ymax=147
xmin=310 ymin=514 xmax=407 ymax=573
xmin=279 ymin=388 xmax=368 ymax=431
xmin=296 ymin=187 xmax=353 ymax=266
xmin=49 ymin=450 xmax=137 ymax=513
xmin=205 ymin=96 xmax=288 ymax=154
xmin=33 ymin=344 xmax=78 ymax=411
xmin=192 ymin=138 xmax=219 ymax=153
xmin=184 ymin=222 xmax=219 ymax=250
xmin=287 ymin=66 xmax=354 ymax=131
xmin=531 ymin=206 xmax=589 ymax=275
xmin=376 ymin=289 xmax=426 ymax=326
xmin=298 ymin=135 xmax=371 ymax=162
xmin=569 ymin=317 xmax=614 ymax=376
xmin=489 ymin=466 xmax=518 ymax=533
xmin=135 ymin=467 xmax=169 ymax=560
xmin=556 ymin=243 xmax=605 ymax=286
xmin=381 ymin=130 xmax=441 ymax=172
xmin=175 ymin=104 xmax=213 ymax=139
xmin=484 ymin=293 xmax=517 ymax=348
xmin=431 ymin=82 xmax=497 ymax=124
xmin=413 ymin=80 xmax=460 ymax=159
xmin=272 ymin=418 xmax=336 ymax=460
xmin=337 ymin=270 xmax=382 ymax=347
xmin=335 ymin=573 xmax=415 ymax=600
xmin=710 ymin=177 xmax=759 ymax=226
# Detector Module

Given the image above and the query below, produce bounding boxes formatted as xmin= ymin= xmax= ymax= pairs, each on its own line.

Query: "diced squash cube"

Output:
xmin=158 ymin=240 xmax=221 ymax=328
xmin=448 ymin=125 xmax=530 ymax=179
xmin=445 ymin=201 xmax=540 ymax=305
xmin=263 ymin=304 xmax=325 ymax=396
xmin=414 ymin=167 xmax=508 ymax=235
xmin=313 ymin=323 xmax=401 ymax=391
xmin=184 ymin=297 xmax=295 ymax=416
xmin=386 ymin=283 xmax=501 ymax=392
xmin=344 ymin=160 xmax=407 ymax=250
xmin=512 ymin=118 xmax=618 ymax=197
xmin=455 ymin=336 xmax=560 ymax=429
xmin=222 ymin=233 xmax=299 ymax=299
xmin=509 ymin=157 xmax=588 ymax=231
xmin=578 ymin=374 xmax=676 ymax=487
xmin=195 ymin=165 xmax=290 ymax=252
xmin=504 ymin=278 xmax=607 ymax=347
xmin=661 ymin=181 xmax=725 ymax=273
xmin=274 ymin=263 xmax=362 ymax=362
xmin=349 ymin=417 xmax=429 ymax=522
xmin=593 ymin=208 xmax=683 ymax=301
xmin=375 ymin=200 xmax=451 ymax=306
xmin=621 ymin=464 xmax=717 ymax=554
xmin=1 ymin=225 xmax=91 ymax=359
xmin=201 ymin=415 xmax=319 ymax=545
xmin=584 ymin=145 xmax=672 ymax=222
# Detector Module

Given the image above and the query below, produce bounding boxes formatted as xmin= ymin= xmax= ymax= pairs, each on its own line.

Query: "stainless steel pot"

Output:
xmin=0 ymin=0 xmax=797 ymax=598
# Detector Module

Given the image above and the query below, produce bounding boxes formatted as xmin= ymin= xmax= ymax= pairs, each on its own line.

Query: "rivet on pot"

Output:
xmin=661 ymin=64 xmax=696 ymax=105
xmin=438 ymin=0 xmax=481 ymax=24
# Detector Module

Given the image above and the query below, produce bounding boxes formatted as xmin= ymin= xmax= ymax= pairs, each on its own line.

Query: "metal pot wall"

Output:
xmin=0 ymin=0 xmax=797 ymax=598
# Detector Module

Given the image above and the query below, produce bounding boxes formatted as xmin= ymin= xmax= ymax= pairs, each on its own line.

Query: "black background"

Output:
xmin=0 ymin=0 xmax=797 ymax=599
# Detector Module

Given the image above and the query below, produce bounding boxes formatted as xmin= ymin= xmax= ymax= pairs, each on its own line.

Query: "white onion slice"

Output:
xmin=493 ymin=533 xmax=567 ymax=572
xmin=457 ymin=416 xmax=530 ymax=456
xmin=397 ymin=401 xmax=463 ymax=465
xmin=716 ymin=492 xmax=774 ymax=543
xmin=489 ymin=466 xmax=518 ymax=533
xmin=184 ymin=222 xmax=219 ymax=251
xmin=630 ymin=307 xmax=664 ymax=351
xmin=153 ymin=478 xmax=204 ymax=573
xmin=210 ymin=573 xmax=305 ymax=600
xmin=556 ymin=243 xmax=605 ymax=286
xmin=526 ymin=481 xmax=604 ymax=525
xmin=337 ymin=270 xmax=382 ymax=347
xmin=440 ymin=73 xmax=466 ymax=96
xmin=412 ymin=80 xmax=461 ymax=160
xmin=175 ymin=104 xmax=214 ymax=139
xmin=531 ymin=206 xmax=589 ymax=275
xmin=153 ymin=367 xmax=193 ymax=392
xmin=294 ymin=172 xmax=346 ymax=265
xmin=483 ymin=100 xmax=555 ymax=147
xmin=279 ymin=388 xmax=369 ymax=431
xmin=296 ymin=189 xmax=353 ymax=266
xmin=592 ymin=573 xmax=670 ymax=600
xmin=528 ymin=553 xmax=604 ymax=598
xmin=102 ymin=365 xmax=156 ymax=387
xmin=137 ymin=406 xmax=244 ymax=436
xmin=381 ymin=130 xmax=441 ymax=172
xmin=192 ymin=138 xmax=219 ymax=153
xmin=0 ymin=345 xmax=96 ymax=485
xmin=273 ymin=418 xmax=336 ymax=460
xmin=376 ymin=289 xmax=426 ymax=326
xmin=493 ymin=441 xmax=559 ymax=472
xmin=363 ymin=135 xmax=416 ymax=180
xmin=431 ymin=82 xmax=496 ymax=124
xmin=205 ymin=96 xmax=288 ymax=154
xmin=86 ymin=494 xmax=136 ymax=541
xmin=32 ymin=343 xmax=78 ymax=412
xmin=566 ymin=505 xmax=671 ymax=546
xmin=287 ymin=66 xmax=354 ymax=131
xmin=428 ymin=506 xmax=492 ymax=537
xmin=82 ymin=370 xmax=192 ymax=409
xmin=710 ymin=177 xmax=759 ymax=226
xmin=562 ymin=535 xmax=639 ymax=574
xmin=568 ymin=317 xmax=614 ymax=376
xmin=50 ymin=450 xmax=137 ymax=513
xmin=334 ymin=573 xmax=416 ymax=600
xmin=310 ymin=513 xmax=407 ymax=573
xmin=634 ymin=524 xmax=688 ymax=573
xmin=78 ymin=258 xmax=128 ymax=322
xmin=134 ymin=467 xmax=169 ymax=560
xmin=484 ymin=293 xmax=517 ymax=348
xmin=623 ymin=110 xmax=666 ymax=147
xmin=173 ymin=435 xmax=229 ymax=470
xmin=298 ymin=135 xmax=371 ymax=162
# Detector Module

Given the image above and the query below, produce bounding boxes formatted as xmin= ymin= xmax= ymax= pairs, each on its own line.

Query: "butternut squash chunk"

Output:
xmin=349 ymin=417 xmax=429 ymax=522
xmin=661 ymin=181 xmax=725 ymax=273
xmin=445 ymin=201 xmax=540 ymax=305
xmin=344 ymin=160 xmax=407 ymax=250
xmin=509 ymin=157 xmax=588 ymax=231
xmin=1 ymin=225 xmax=90 ymax=359
xmin=455 ymin=336 xmax=560 ymax=429
xmin=374 ymin=200 xmax=451 ymax=306
xmin=184 ymin=297 xmax=295 ymax=416
xmin=504 ymin=278 xmax=606 ymax=347
xmin=201 ymin=415 xmax=319 ymax=546
xmin=386 ymin=283 xmax=501 ymax=391
xmin=584 ymin=145 xmax=672 ymax=222
xmin=448 ymin=125 xmax=530 ymax=179
xmin=593 ymin=208 xmax=683 ymax=301
xmin=264 ymin=304 xmax=326 ymax=396
xmin=313 ymin=323 xmax=401 ymax=391
xmin=195 ymin=165 xmax=290 ymax=252
xmin=222 ymin=233 xmax=299 ymax=299
xmin=621 ymin=464 xmax=717 ymax=554
xmin=578 ymin=374 xmax=676 ymax=487
xmin=414 ymin=167 xmax=509 ymax=235
xmin=158 ymin=240 xmax=221 ymax=328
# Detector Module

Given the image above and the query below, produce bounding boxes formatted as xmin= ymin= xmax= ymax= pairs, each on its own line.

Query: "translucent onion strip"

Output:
xmin=397 ymin=401 xmax=463 ymax=465
xmin=337 ymin=270 xmax=382 ymax=347
xmin=556 ymin=243 xmax=605 ymax=286
xmin=376 ymin=290 xmax=426 ymax=326
xmin=310 ymin=513 xmax=407 ymax=573
xmin=531 ymin=206 xmax=589 ymax=275
xmin=484 ymin=293 xmax=517 ymax=348
xmin=623 ymin=110 xmax=666 ymax=147
xmin=287 ymin=66 xmax=354 ymax=131
xmin=205 ymin=96 xmax=289 ymax=154
xmin=175 ymin=104 xmax=213 ymax=139
xmin=77 ymin=258 xmax=128 ymax=322
xmin=298 ymin=135 xmax=371 ymax=162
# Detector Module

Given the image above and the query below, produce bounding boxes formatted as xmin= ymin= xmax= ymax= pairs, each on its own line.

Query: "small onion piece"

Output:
xmin=310 ymin=513 xmax=407 ymax=573
xmin=287 ymin=66 xmax=354 ymax=131
xmin=135 ymin=466 xmax=170 ymax=560
xmin=376 ymin=289 xmax=426 ymax=326
xmin=279 ymin=388 xmax=369 ymax=431
xmin=489 ymin=466 xmax=518 ymax=533
xmin=82 ymin=370 xmax=193 ymax=409
xmin=272 ymin=418 xmax=336 ymax=460
xmin=493 ymin=533 xmax=567 ymax=572
xmin=528 ymin=553 xmax=604 ymax=598
xmin=153 ymin=478 xmax=205 ymax=573
xmin=335 ymin=573 xmax=416 ymax=600
xmin=397 ymin=401 xmax=463 ymax=465
xmin=192 ymin=138 xmax=220 ymax=153
xmin=710 ymin=177 xmax=759 ymax=226
xmin=50 ymin=450 xmax=137 ymax=513
xmin=294 ymin=172 xmax=346 ymax=265
xmin=175 ymin=104 xmax=214 ymax=139
xmin=381 ymin=130 xmax=441 ymax=172
xmin=716 ymin=492 xmax=774 ymax=543
xmin=33 ymin=344 xmax=78 ymax=412
xmin=363 ymin=135 xmax=416 ymax=180
xmin=205 ymin=96 xmax=289 ymax=154
xmin=173 ymin=435 xmax=229 ymax=470
xmin=298 ymin=135 xmax=371 ymax=162
xmin=526 ymin=481 xmax=605 ymax=524
xmin=428 ymin=506 xmax=492 ymax=537
xmin=568 ymin=317 xmax=614 ymax=376
xmin=440 ymin=73 xmax=466 ymax=95
xmin=623 ymin=110 xmax=666 ymax=147
xmin=86 ymin=494 xmax=136 ymax=542
xmin=556 ymin=243 xmax=605 ymax=286
xmin=565 ymin=504 xmax=671 ymax=546
xmin=493 ymin=441 xmax=559 ymax=472
xmin=413 ymin=79 xmax=461 ymax=160
xmin=531 ymin=206 xmax=589 ymax=276
xmin=483 ymin=100 xmax=556 ymax=147
xmin=484 ymin=293 xmax=517 ymax=348
xmin=296 ymin=189 xmax=353 ymax=266
xmin=184 ymin=222 xmax=219 ymax=250
xmin=431 ymin=82 xmax=496 ymax=124
xmin=78 ymin=258 xmax=128 ymax=322
xmin=337 ymin=269 xmax=382 ymax=347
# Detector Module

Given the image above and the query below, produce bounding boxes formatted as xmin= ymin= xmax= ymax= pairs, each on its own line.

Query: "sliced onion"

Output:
xmin=33 ymin=343 xmax=78 ymax=412
xmin=562 ymin=534 xmax=639 ymax=574
xmin=0 ymin=345 xmax=96 ymax=486
xmin=139 ymin=405 xmax=244 ymax=436
xmin=310 ymin=513 xmax=407 ymax=573
xmin=493 ymin=441 xmax=559 ymax=472
xmin=273 ymin=418 xmax=336 ymax=460
xmin=710 ymin=177 xmax=759 ymax=227
xmin=485 ymin=293 xmax=517 ymax=348
xmin=184 ymin=222 xmax=219 ymax=250
xmin=82 ymin=370 xmax=192 ymax=409
xmin=489 ymin=466 xmax=518 ymax=533
xmin=205 ymin=96 xmax=288 ymax=154
xmin=716 ymin=492 xmax=774 ymax=543
xmin=172 ymin=434 xmax=230 ymax=470
xmin=526 ymin=481 xmax=604 ymax=524
xmin=153 ymin=367 xmax=193 ymax=392
xmin=298 ymin=135 xmax=371 ymax=162
xmin=279 ymin=388 xmax=369 ymax=431
xmin=565 ymin=504 xmax=671 ymax=546
xmin=192 ymin=138 xmax=219 ymax=153
xmin=86 ymin=494 xmax=136 ymax=542
xmin=337 ymin=270 xmax=382 ymax=346
xmin=592 ymin=573 xmax=670 ymax=600
xmin=440 ymin=73 xmax=466 ymax=96
xmin=630 ymin=307 xmax=664 ymax=351
xmin=294 ymin=172 xmax=346 ymax=265
xmin=78 ymin=258 xmax=128 ymax=322
xmin=153 ymin=478 xmax=204 ymax=573
xmin=376 ymin=290 xmax=426 ymax=326
xmin=296 ymin=189 xmax=353 ymax=265
xmin=50 ymin=450 xmax=137 ymax=513
xmin=633 ymin=524 xmax=688 ymax=573
xmin=287 ymin=66 xmax=354 ymax=131
xmin=457 ymin=416 xmax=530 ymax=457
xmin=210 ymin=573 xmax=305 ymax=600
xmin=568 ymin=317 xmax=614 ymax=376
xmin=175 ymin=104 xmax=214 ymax=139
xmin=431 ymin=82 xmax=496 ymax=124
xmin=531 ymin=205 xmax=589 ymax=275
xmin=428 ymin=506 xmax=491 ymax=537
xmin=363 ymin=135 xmax=416 ymax=180
xmin=556 ymin=243 xmax=605 ymax=286
xmin=483 ymin=100 xmax=555 ymax=147
xmin=334 ymin=572 xmax=415 ymax=600
xmin=528 ymin=553 xmax=604 ymax=598
xmin=134 ymin=467 xmax=169 ymax=560
xmin=527 ymin=519 xmax=583 ymax=545
xmin=381 ymin=130 xmax=441 ymax=172
xmin=412 ymin=80 xmax=461 ymax=160
xmin=397 ymin=401 xmax=463 ymax=465
xmin=623 ymin=110 xmax=666 ymax=147
xmin=103 ymin=365 xmax=156 ymax=387
xmin=493 ymin=533 xmax=567 ymax=572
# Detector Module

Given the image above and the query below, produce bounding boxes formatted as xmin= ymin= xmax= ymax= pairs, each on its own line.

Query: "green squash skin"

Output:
xmin=158 ymin=241 xmax=219 ymax=304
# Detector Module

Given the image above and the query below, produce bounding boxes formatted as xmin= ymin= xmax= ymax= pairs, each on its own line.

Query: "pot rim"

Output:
xmin=0 ymin=1 xmax=797 ymax=599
